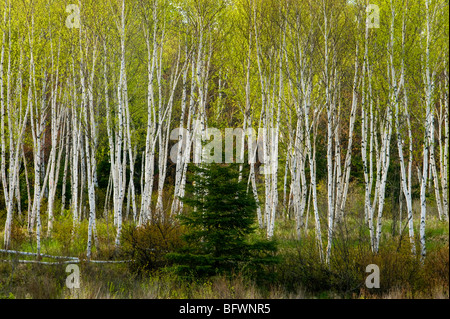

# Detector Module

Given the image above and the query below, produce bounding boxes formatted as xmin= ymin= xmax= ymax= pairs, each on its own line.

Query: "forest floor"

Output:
xmin=0 ymin=214 xmax=448 ymax=299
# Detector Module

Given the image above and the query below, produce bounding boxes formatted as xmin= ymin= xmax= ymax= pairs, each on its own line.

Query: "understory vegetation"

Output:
xmin=1 ymin=191 xmax=448 ymax=299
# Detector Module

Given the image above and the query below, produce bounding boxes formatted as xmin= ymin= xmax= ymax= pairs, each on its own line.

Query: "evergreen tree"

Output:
xmin=167 ymin=163 xmax=278 ymax=279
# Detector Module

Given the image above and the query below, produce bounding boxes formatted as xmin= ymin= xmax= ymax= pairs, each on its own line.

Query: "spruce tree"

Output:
xmin=167 ymin=163 xmax=278 ymax=278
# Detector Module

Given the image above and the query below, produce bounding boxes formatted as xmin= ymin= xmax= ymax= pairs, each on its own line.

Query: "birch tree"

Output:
xmin=1 ymin=0 xmax=30 ymax=249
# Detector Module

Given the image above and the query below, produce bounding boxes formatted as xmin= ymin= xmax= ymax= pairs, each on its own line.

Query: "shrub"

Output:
xmin=275 ymin=216 xmax=449 ymax=298
xmin=276 ymin=234 xmax=333 ymax=294
xmin=9 ymin=224 xmax=28 ymax=250
xmin=52 ymin=211 xmax=74 ymax=256
xmin=423 ymin=243 xmax=449 ymax=295
xmin=120 ymin=221 xmax=184 ymax=274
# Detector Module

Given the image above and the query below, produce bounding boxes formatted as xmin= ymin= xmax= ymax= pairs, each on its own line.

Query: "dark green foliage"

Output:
xmin=167 ymin=163 xmax=278 ymax=279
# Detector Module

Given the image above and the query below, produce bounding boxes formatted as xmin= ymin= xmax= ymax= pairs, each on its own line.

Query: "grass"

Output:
xmin=0 ymin=262 xmax=304 ymax=299
xmin=0 ymin=196 xmax=448 ymax=299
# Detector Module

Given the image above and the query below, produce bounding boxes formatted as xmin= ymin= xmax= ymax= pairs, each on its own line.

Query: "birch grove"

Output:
xmin=0 ymin=0 xmax=448 ymax=265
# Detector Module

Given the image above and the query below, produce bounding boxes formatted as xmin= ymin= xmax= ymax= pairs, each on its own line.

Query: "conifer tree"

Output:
xmin=168 ymin=163 xmax=278 ymax=278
